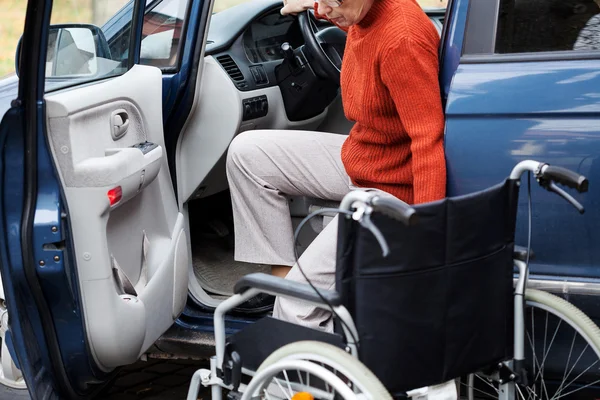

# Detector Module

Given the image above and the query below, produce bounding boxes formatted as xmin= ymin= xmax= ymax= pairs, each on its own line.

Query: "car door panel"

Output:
xmin=445 ymin=61 xmax=600 ymax=278
xmin=45 ymin=64 xmax=188 ymax=370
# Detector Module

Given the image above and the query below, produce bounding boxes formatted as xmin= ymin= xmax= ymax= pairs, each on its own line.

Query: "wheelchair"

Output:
xmin=187 ymin=160 xmax=600 ymax=400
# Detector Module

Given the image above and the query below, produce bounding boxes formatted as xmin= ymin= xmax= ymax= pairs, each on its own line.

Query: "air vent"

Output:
xmin=216 ymin=55 xmax=244 ymax=81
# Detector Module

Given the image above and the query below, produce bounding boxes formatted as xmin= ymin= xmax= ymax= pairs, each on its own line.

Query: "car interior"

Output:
xmin=180 ymin=0 xmax=444 ymax=306
xmin=40 ymin=0 xmax=444 ymax=371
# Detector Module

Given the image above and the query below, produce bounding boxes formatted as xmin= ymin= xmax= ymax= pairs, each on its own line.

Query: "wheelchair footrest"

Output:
xmin=224 ymin=316 xmax=346 ymax=373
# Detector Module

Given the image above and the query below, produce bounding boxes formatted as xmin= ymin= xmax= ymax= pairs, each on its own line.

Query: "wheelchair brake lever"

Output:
xmin=359 ymin=212 xmax=390 ymax=257
xmin=547 ymin=181 xmax=585 ymax=214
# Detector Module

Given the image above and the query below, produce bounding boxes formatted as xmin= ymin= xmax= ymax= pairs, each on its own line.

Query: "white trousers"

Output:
xmin=226 ymin=129 xmax=354 ymax=331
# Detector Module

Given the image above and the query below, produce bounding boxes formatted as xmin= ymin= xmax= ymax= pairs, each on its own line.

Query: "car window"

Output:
xmin=140 ymin=0 xmax=190 ymax=69
xmin=496 ymin=0 xmax=600 ymax=53
xmin=42 ymin=0 xmax=190 ymax=92
xmin=44 ymin=0 xmax=133 ymax=92
xmin=213 ymin=0 xmax=254 ymax=13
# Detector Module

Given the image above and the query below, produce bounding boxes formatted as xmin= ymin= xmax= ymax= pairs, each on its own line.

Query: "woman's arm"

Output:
xmin=281 ymin=0 xmax=314 ymax=15
xmin=281 ymin=0 xmax=349 ymax=33
xmin=380 ymin=37 xmax=446 ymax=204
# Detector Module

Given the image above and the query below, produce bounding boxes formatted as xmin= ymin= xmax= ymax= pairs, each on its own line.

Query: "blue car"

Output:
xmin=0 ymin=0 xmax=598 ymax=398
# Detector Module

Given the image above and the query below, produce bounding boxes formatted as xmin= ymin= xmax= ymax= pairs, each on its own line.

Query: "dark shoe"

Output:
xmin=232 ymin=293 xmax=275 ymax=314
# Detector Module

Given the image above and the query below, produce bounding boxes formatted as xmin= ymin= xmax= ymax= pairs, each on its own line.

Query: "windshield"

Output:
xmin=213 ymin=0 xmax=448 ymax=13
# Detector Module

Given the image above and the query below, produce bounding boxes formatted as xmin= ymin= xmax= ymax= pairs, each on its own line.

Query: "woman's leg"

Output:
xmin=272 ymin=215 xmax=340 ymax=332
xmin=226 ymin=129 xmax=351 ymax=268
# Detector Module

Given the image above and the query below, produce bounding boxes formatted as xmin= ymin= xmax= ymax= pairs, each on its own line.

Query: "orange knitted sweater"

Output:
xmin=318 ymin=0 xmax=446 ymax=204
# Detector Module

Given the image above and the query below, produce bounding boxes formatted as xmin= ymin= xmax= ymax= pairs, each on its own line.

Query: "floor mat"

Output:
xmin=192 ymin=235 xmax=271 ymax=296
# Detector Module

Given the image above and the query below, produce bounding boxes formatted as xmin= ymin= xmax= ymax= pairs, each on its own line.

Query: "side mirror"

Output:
xmin=16 ymin=24 xmax=111 ymax=79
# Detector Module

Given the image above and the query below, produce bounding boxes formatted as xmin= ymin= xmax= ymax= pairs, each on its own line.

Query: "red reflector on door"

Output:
xmin=107 ymin=186 xmax=123 ymax=206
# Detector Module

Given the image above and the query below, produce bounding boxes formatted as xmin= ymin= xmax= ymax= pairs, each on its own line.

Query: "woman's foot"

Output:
xmin=231 ymin=266 xmax=290 ymax=314
xmin=232 ymin=293 xmax=275 ymax=314
xmin=271 ymin=265 xmax=292 ymax=278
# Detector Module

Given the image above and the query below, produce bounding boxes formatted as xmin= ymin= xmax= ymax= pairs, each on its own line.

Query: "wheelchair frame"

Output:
xmin=186 ymin=160 xmax=589 ymax=400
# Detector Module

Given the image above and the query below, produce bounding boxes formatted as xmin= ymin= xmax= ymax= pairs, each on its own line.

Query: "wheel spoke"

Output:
xmin=516 ymin=382 xmax=528 ymax=400
xmin=552 ymin=358 xmax=598 ymax=400
xmin=530 ymin=307 xmax=537 ymax=398
xmin=525 ymin=385 xmax=540 ymax=400
xmin=523 ymin=295 xmax=600 ymax=400
xmin=526 ymin=312 xmax=553 ymax=399
xmin=476 ymin=374 xmax=499 ymax=393
xmin=460 ymin=378 xmax=498 ymax=399
xmin=274 ymin=375 xmax=292 ymax=399
xmin=283 ymin=370 xmax=294 ymax=397
xmin=526 ymin=329 xmax=547 ymax=397
xmin=550 ymin=343 xmax=589 ymax=399
xmin=553 ymin=377 xmax=600 ymax=400
xmin=540 ymin=312 xmax=551 ymax=400
xmin=552 ymin=329 xmax=578 ymax=399
xmin=538 ymin=314 xmax=562 ymax=399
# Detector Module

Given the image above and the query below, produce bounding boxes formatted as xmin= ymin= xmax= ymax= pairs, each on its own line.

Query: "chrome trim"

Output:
xmin=523 ymin=278 xmax=600 ymax=296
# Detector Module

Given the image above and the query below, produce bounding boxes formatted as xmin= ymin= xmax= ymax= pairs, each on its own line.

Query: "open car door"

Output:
xmin=0 ymin=0 xmax=204 ymax=397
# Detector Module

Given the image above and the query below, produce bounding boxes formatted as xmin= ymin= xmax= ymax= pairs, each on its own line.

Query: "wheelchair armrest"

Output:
xmin=234 ymin=273 xmax=342 ymax=307
xmin=514 ymin=245 xmax=535 ymax=262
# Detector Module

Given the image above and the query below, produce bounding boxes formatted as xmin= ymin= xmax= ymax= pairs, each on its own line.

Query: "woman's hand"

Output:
xmin=281 ymin=0 xmax=314 ymax=15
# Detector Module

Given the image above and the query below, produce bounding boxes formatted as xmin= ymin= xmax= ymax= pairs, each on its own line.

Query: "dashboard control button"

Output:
xmin=249 ymin=65 xmax=268 ymax=85
xmin=242 ymin=95 xmax=269 ymax=121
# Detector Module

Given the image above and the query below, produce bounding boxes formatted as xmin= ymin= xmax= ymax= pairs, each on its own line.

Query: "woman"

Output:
xmin=226 ymin=0 xmax=446 ymax=331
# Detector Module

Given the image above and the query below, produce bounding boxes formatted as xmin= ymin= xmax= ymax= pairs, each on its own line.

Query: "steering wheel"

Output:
xmin=298 ymin=10 xmax=347 ymax=84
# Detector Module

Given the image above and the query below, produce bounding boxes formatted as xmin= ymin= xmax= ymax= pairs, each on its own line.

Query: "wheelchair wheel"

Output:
xmin=465 ymin=289 xmax=600 ymax=399
xmin=242 ymin=340 xmax=392 ymax=400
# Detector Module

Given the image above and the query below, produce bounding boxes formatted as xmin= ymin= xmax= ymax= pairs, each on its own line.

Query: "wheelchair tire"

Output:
xmin=465 ymin=288 xmax=600 ymax=399
xmin=251 ymin=340 xmax=392 ymax=399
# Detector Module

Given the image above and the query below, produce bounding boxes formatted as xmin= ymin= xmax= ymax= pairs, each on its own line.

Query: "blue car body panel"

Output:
xmin=438 ymin=0 xmax=600 ymax=283
xmin=0 ymin=0 xmax=105 ymax=393
xmin=0 ymin=107 xmax=54 ymax=398
xmin=439 ymin=0 xmax=600 ymax=341
xmin=445 ymin=59 xmax=600 ymax=280
xmin=0 ymin=0 xmax=212 ymax=397
xmin=439 ymin=0 xmax=468 ymax=103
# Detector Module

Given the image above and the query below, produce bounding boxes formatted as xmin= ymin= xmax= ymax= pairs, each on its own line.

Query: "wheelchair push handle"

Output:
xmin=510 ymin=160 xmax=589 ymax=214
xmin=541 ymin=165 xmax=588 ymax=193
xmin=339 ymin=190 xmax=417 ymax=257
xmin=371 ymin=195 xmax=419 ymax=226
xmin=340 ymin=190 xmax=417 ymax=227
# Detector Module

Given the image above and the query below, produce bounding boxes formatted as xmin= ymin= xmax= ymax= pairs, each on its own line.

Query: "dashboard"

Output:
xmin=204 ymin=0 xmax=445 ymax=93
xmin=206 ymin=0 xmax=301 ymax=56
xmin=206 ymin=0 xmax=305 ymax=92
xmin=242 ymin=12 xmax=303 ymax=63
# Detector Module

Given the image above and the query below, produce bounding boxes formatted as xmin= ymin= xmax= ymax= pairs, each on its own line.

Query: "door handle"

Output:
xmin=111 ymin=109 xmax=130 ymax=140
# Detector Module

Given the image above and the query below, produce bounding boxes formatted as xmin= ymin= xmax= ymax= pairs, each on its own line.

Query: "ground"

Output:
xmin=0 ymin=359 xmax=211 ymax=400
